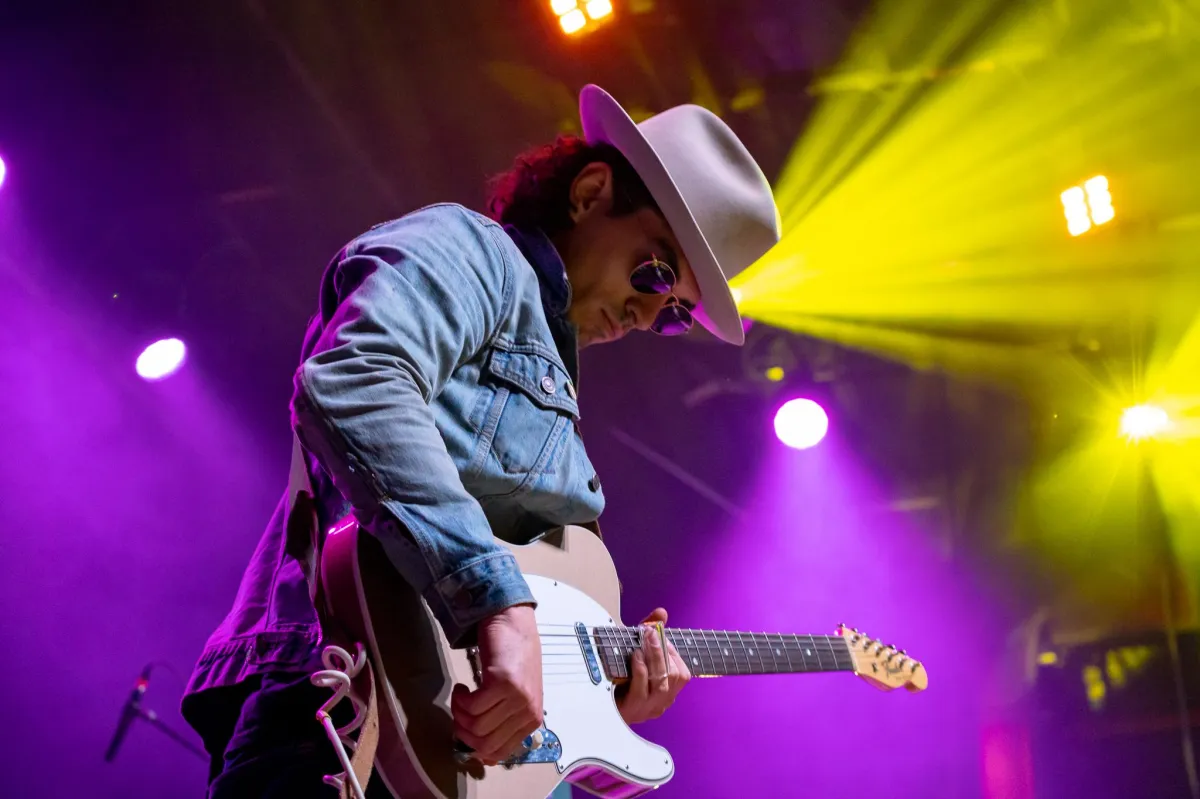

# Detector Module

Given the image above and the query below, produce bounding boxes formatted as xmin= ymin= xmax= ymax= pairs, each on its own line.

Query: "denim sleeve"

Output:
xmin=291 ymin=206 xmax=534 ymax=648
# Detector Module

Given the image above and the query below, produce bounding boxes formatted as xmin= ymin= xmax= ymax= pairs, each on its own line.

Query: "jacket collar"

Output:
xmin=503 ymin=224 xmax=580 ymax=384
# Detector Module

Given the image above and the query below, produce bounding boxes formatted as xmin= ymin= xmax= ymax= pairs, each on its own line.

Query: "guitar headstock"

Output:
xmin=837 ymin=624 xmax=928 ymax=693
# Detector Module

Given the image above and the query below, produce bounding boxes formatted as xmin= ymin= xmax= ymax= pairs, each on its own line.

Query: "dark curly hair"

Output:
xmin=486 ymin=135 xmax=660 ymax=236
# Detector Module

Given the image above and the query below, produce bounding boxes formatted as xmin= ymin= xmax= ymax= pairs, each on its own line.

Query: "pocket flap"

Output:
xmin=485 ymin=343 xmax=580 ymax=419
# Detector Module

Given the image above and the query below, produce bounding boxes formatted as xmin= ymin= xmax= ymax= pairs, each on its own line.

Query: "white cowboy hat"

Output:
xmin=579 ymin=84 xmax=781 ymax=346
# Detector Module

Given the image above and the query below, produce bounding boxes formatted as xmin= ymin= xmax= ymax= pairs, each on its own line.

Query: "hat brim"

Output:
xmin=579 ymin=85 xmax=745 ymax=346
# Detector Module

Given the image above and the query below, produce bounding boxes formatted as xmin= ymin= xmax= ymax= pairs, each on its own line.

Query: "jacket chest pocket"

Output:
xmin=472 ymin=342 xmax=579 ymax=490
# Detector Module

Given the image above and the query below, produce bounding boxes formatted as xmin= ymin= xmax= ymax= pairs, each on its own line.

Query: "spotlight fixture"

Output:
xmin=773 ymin=398 xmax=829 ymax=450
xmin=551 ymin=0 xmax=613 ymax=36
xmin=136 ymin=338 xmax=187 ymax=381
xmin=1061 ymin=175 xmax=1115 ymax=236
xmin=1120 ymin=403 xmax=1170 ymax=442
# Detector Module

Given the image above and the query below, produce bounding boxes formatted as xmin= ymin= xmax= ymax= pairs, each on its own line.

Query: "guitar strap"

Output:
xmin=287 ymin=431 xmax=382 ymax=799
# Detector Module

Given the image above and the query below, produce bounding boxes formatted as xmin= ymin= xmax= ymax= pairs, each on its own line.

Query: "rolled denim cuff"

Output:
xmin=423 ymin=550 xmax=536 ymax=649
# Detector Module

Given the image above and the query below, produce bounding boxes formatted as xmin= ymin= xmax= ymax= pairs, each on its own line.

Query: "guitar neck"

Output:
xmin=591 ymin=627 xmax=855 ymax=680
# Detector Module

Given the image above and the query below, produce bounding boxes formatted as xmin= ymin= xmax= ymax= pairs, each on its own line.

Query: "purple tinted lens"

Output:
xmin=651 ymin=304 xmax=693 ymax=336
xmin=630 ymin=260 xmax=676 ymax=295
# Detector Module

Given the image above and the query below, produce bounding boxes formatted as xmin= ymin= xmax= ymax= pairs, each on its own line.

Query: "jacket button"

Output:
xmin=588 ymin=474 xmax=601 ymax=492
xmin=540 ymin=376 xmax=556 ymax=394
xmin=565 ymin=382 xmax=576 ymax=400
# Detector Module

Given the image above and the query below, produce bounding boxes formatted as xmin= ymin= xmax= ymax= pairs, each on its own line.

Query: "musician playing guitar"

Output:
xmin=182 ymin=85 xmax=782 ymax=798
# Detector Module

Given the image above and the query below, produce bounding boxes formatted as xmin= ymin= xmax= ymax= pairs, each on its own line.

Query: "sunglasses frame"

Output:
xmin=630 ymin=255 xmax=694 ymax=336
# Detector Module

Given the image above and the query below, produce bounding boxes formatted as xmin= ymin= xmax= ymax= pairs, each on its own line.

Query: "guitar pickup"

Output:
xmin=575 ymin=622 xmax=603 ymax=684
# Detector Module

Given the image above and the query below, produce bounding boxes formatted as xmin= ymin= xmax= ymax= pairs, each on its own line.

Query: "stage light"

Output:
xmin=773 ymin=398 xmax=829 ymax=450
xmin=1061 ymin=176 xmax=1114 ymax=236
xmin=1084 ymin=175 xmax=1114 ymax=225
xmin=551 ymin=0 xmax=611 ymax=35
xmin=586 ymin=0 xmax=613 ymax=19
xmin=1120 ymin=403 xmax=1170 ymax=442
xmin=559 ymin=8 xmax=586 ymax=34
xmin=136 ymin=338 xmax=187 ymax=381
xmin=765 ymin=366 xmax=785 ymax=382
xmin=1061 ymin=186 xmax=1092 ymax=237
xmin=0 ymin=155 xmax=6 ymax=190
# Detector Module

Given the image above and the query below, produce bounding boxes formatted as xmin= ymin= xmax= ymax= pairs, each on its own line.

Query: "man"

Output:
xmin=182 ymin=85 xmax=781 ymax=797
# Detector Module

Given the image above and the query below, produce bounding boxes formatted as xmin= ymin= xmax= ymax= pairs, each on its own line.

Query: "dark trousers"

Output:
xmin=193 ymin=671 xmax=391 ymax=799
xmin=191 ymin=672 xmax=574 ymax=799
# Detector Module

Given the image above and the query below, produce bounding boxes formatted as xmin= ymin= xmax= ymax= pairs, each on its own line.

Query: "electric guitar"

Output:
xmin=321 ymin=520 xmax=928 ymax=799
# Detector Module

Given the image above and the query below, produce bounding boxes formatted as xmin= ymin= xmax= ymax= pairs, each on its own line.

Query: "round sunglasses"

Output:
xmin=629 ymin=255 xmax=694 ymax=336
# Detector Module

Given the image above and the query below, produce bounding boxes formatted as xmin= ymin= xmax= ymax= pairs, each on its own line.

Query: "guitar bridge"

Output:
xmin=452 ymin=727 xmax=562 ymax=768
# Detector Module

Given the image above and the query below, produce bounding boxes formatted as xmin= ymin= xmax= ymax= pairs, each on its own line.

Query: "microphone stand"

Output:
xmin=105 ymin=664 xmax=207 ymax=764
xmin=131 ymin=704 xmax=208 ymax=761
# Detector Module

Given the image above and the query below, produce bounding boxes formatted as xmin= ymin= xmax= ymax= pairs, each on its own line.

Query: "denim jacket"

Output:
xmin=182 ymin=204 xmax=605 ymax=708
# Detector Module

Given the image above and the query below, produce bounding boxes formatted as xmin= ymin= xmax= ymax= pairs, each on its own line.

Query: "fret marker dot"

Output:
xmin=748 ymin=649 xmax=755 ymax=656
xmin=723 ymin=649 xmax=730 ymax=656
xmin=692 ymin=657 xmax=699 ymax=666
xmin=806 ymin=649 xmax=813 ymax=656
xmin=775 ymin=649 xmax=782 ymax=656
xmin=685 ymin=637 xmax=692 ymax=645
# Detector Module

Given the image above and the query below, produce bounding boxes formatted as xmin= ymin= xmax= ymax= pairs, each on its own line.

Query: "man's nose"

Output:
xmin=629 ymin=293 xmax=671 ymax=331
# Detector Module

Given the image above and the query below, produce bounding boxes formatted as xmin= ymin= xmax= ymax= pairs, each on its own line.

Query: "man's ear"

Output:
xmin=569 ymin=162 xmax=614 ymax=223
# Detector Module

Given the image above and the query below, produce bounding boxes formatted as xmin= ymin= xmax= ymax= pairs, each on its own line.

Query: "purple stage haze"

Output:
xmin=0 ymin=215 xmax=284 ymax=796
xmin=626 ymin=429 xmax=995 ymax=798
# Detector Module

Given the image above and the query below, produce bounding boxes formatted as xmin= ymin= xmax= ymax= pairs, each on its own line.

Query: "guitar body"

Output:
xmin=321 ymin=520 xmax=671 ymax=799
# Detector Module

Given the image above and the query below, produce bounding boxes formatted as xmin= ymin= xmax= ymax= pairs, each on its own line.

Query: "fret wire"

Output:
xmin=808 ymin=635 xmax=825 ymax=670
xmin=721 ymin=630 xmax=737 ymax=674
xmin=612 ymin=627 xmax=628 ymax=679
xmin=684 ymin=629 xmax=695 ymax=675
xmin=700 ymin=629 xmax=716 ymax=676
xmin=818 ymin=635 xmax=840 ymax=670
xmin=763 ymin=632 xmax=779 ymax=674
xmin=747 ymin=630 xmax=762 ymax=674
xmin=708 ymin=630 xmax=724 ymax=676
xmin=596 ymin=627 xmax=611 ymax=679
xmin=776 ymin=633 xmax=796 ymax=672
xmin=753 ymin=633 xmax=767 ymax=674
xmin=699 ymin=629 xmax=717 ymax=676
xmin=788 ymin=634 xmax=809 ymax=671
xmin=689 ymin=630 xmax=702 ymax=674
xmin=696 ymin=630 xmax=710 ymax=676
xmin=734 ymin=630 xmax=754 ymax=674
xmin=621 ymin=626 xmax=632 ymax=678
xmin=816 ymin=634 xmax=832 ymax=671
xmin=621 ymin=628 xmax=629 ymax=678
xmin=692 ymin=629 xmax=708 ymax=675
xmin=673 ymin=629 xmax=690 ymax=673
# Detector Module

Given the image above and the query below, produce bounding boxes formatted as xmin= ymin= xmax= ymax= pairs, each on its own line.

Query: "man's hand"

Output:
xmin=450 ymin=604 xmax=543 ymax=766
xmin=617 ymin=608 xmax=692 ymax=725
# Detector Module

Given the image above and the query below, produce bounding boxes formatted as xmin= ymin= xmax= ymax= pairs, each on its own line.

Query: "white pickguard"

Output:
xmin=527 ymin=574 xmax=675 ymax=787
